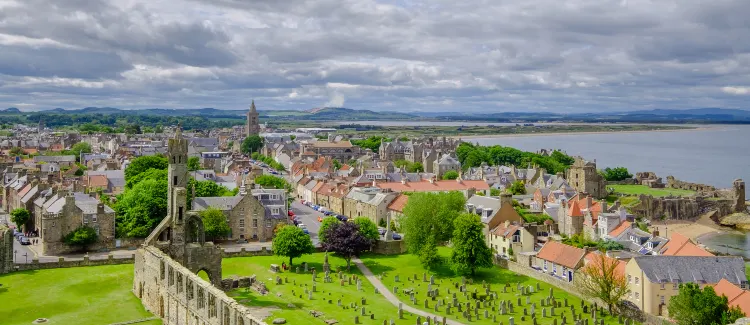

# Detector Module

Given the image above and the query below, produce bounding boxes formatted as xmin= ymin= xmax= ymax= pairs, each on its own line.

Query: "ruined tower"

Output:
xmin=566 ymin=157 xmax=607 ymax=199
xmin=733 ymin=179 xmax=746 ymax=213
xmin=246 ymin=100 xmax=260 ymax=136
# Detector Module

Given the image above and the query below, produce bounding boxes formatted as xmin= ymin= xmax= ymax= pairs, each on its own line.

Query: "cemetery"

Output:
xmin=360 ymin=248 xmax=634 ymax=325
xmin=223 ymin=252 xmax=422 ymax=325
xmin=0 ymin=265 xmax=159 ymax=325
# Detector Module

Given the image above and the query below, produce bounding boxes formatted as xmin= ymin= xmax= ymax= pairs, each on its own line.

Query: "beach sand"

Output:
xmin=455 ymin=126 xmax=711 ymax=140
xmin=649 ymin=212 xmax=730 ymax=241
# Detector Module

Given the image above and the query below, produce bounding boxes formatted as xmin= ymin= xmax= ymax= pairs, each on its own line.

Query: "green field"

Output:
xmin=360 ymin=247 xmax=622 ymax=325
xmin=608 ymin=185 xmax=695 ymax=197
xmin=0 ymin=265 xmax=160 ymax=325
xmin=223 ymin=253 xmax=419 ymax=324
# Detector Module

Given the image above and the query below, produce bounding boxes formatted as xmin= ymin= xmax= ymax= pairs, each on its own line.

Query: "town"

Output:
xmin=0 ymin=103 xmax=748 ymax=325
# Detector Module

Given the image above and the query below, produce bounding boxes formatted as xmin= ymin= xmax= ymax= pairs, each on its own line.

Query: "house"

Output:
xmin=387 ymin=193 xmax=408 ymax=224
xmin=489 ymin=220 xmax=535 ymax=259
xmin=191 ymin=189 xmax=288 ymax=242
xmin=566 ymin=157 xmax=607 ymax=199
xmin=534 ymin=241 xmax=587 ymax=282
xmin=375 ymin=177 xmax=490 ymax=198
xmin=659 ymin=232 xmax=714 ymax=257
xmin=39 ymin=191 xmax=116 ymax=255
xmin=33 ymin=155 xmax=77 ymax=168
xmin=712 ymin=279 xmax=750 ymax=317
xmin=625 ymin=256 xmax=746 ymax=316
xmin=343 ymin=187 xmax=399 ymax=225
xmin=433 ymin=154 xmax=461 ymax=178
xmin=85 ymin=170 xmax=126 ymax=195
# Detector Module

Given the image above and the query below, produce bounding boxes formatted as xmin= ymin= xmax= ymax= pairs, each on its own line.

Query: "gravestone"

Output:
xmin=395 ymin=275 xmax=399 ymax=282
xmin=423 ymin=273 xmax=427 ymax=282
xmin=357 ymin=279 xmax=362 ymax=291
xmin=509 ymin=316 xmax=515 ymax=325
xmin=362 ymin=298 xmax=366 ymax=305
xmin=295 ymin=267 xmax=300 ymax=273
xmin=304 ymin=262 xmax=308 ymax=272
xmin=361 ymin=307 xmax=366 ymax=316
xmin=354 ymin=316 xmax=359 ymax=324
xmin=416 ymin=316 xmax=421 ymax=325
xmin=430 ymin=275 xmax=435 ymax=284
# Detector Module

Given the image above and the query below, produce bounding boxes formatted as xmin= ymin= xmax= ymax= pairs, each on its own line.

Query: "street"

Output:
xmin=289 ymin=200 xmax=325 ymax=246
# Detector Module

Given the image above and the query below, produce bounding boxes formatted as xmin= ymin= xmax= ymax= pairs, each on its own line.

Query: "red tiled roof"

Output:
xmin=713 ymin=279 xmax=750 ymax=316
xmin=568 ymin=200 xmax=583 ymax=217
xmin=339 ymin=164 xmax=351 ymax=171
xmin=387 ymin=194 xmax=409 ymax=212
xmin=491 ymin=223 xmax=520 ymax=239
xmin=536 ymin=241 xmax=586 ymax=269
xmin=661 ymin=232 xmax=714 ymax=257
xmin=376 ymin=179 xmax=489 ymax=192
xmin=18 ymin=183 xmax=32 ymax=197
xmin=583 ymin=251 xmax=626 ymax=277
xmin=609 ymin=221 xmax=632 ymax=237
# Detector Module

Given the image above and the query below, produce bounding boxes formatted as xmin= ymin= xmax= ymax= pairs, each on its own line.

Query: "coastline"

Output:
xmin=455 ymin=126 xmax=711 ymax=140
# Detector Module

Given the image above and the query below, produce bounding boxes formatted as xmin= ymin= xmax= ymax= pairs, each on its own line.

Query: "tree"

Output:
xmin=352 ymin=217 xmax=379 ymax=241
xmin=115 ymin=178 xmax=168 ymax=237
xmin=273 ymin=225 xmax=315 ymax=266
xmin=401 ymin=192 xmax=465 ymax=265
xmin=241 ymin=135 xmax=264 ymax=154
xmin=601 ymin=167 xmax=633 ymax=182
xmin=450 ymin=213 xmax=493 ymax=276
xmin=442 ymin=170 xmax=459 ymax=180
xmin=187 ymin=156 xmax=201 ymax=171
xmin=10 ymin=208 xmax=30 ymax=230
xmin=419 ymin=236 xmax=441 ymax=270
xmin=378 ymin=218 xmax=387 ymax=228
xmin=199 ymin=207 xmax=231 ymax=241
xmin=576 ymin=253 xmax=629 ymax=313
xmin=332 ymin=159 xmax=342 ymax=170
xmin=321 ymin=222 xmax=373 ymax=270
xmin=408 ymin=162 xmax=424 ymax=173
xmin=254 ymin=175 xmax=290 ymax=191
xmin=9 ymin=147 xmax=23 ymax=156
xmin=319 ymin=217 xmax=341 ymax=244
xmin=550 ymin=150 xmax=575 ymax=165
xmin=125 ymin=155 xmax=168 ymax=180
xmin=63 ymin=226 xmax=98 ymax=251
xmin=490 ymin=188 xmax=501 ymax=196
xmin=669 ymin=283 xmax=743 ymax=325
xmin=126 ymin=168 xmax=167 ymax=189
xmin=70 ymin=142 xmax=92 ymax=155
xmin=508 ymin=181 xmax=526 ymax=195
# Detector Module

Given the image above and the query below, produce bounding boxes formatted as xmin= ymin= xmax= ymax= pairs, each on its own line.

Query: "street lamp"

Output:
xmin=24 ymin=252 xmax=28 ymax=263
xmin=13 ymin=249 xmax=17 ymax=263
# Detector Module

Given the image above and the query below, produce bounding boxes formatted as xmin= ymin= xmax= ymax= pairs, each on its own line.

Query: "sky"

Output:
xmin=0 ymin=0 xmax=749 ymax=113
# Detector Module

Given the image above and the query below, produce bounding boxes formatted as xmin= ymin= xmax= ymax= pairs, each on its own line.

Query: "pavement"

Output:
xmin=352 ymin=257 xmax=465 ymax=325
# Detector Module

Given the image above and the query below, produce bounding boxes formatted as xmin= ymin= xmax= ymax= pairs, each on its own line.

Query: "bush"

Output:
xmin=442 ymin=170 xmax=459 ymax=180
xmin=63 ymin=226 xmax=98 ymax=249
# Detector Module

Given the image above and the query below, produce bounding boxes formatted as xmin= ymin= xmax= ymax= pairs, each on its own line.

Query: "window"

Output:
xmin=635 ymin=277 xmax=639 ymax=285
xmin=187 ymin=280 xmax=194 ymax=300
xmin=197 ymin=288 xmax=205 ymax=309
xmin=92 ymin=215 xmax=97 ymax=222
xmin=543 ymin=260 xmax=548 ymax=270
xmin=253 ymin=219 xmax=258 ymax=227
xmin=239 ymin=219 xmax=245 ymax=227
xmin=177 ymin=273 xmax=183 ymax=293
xmin=660 ymin=296 xmax=665 ymax=304
xmin=266 ymin=220 xmax=272 ymax=228
xmin=173 ymin=176 xmax=178 ymax=185
xmin=178 ymin=207 xmax=183 ymax=222
xmin=660 ymin=283 xmax=665 ymax=290
xmin=742 ymin=282 xmax=748 ymax=290
xmin=270 ymin=194 xmax=278 ymax=200
xmin=635 ymin=292 xmax=640 ymax=301
xmin=628 ymin=275 xmax=632 ymax=283
xmin=168 ymin=267 xmax=174 ymax=286
xmin=272 ymin=208 xmax=280 ymax=215
xmin=83 ymin=216 xmax=88 ymax=224
xmin=673 ymin=283 xmax=678 ymax=290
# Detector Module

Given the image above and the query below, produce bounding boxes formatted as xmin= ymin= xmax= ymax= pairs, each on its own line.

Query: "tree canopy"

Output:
xmin=442 ymin=170 xmax=459 ymax=180
xmin=351 ymin=136 xmax=389 ymax=152
xmin=321 ymin=221 xmax=373 ymax=270
xmin=10 ymin=208 xmax=30 ymax=230
xmin=576 ymin=253 xmax=629 ymax=313
xmin=199 ymin=207 xmax=231 ymax=241
xmin=669 ymin=283 xmax=745 ymax=325
xmin=125 ymin=168 xmax=167 ymax=189
xmin=254 ymin=175 xmax=290 ymax=191
xmin=63 ymin=226 xmax=98 ymax=250
xmin=394 ymin=159 xmax=424 ymax=173
xmin=273 ymin=225 xmax=315 ymax=266
xmin=601 ymin=167 xmax=633 ymax=182
xmin=125 ymin=155 xmax=168 ymax=180
xmin=450 ymin=213 xmax=493 ymax=276
xmin=115 ymin=178 xmax=169 ymax=237
xmin=507 ymin=181 xmax=526 ymax=195
xmin=456 ymin=142 xmax=574 ymax=174
xmin=401 ymin=191 xmax=465 ymax=265
xmin=319 ymin=216 xmax=341 ymax=244
xmin=250 ymin=153 xmax=286 ymax=171
xmin=187 ymin=156 xmax=201 ymax=171
xmin=241 ymin=135 xmax=264 ymax=154
xmin=352 ymin=217 xmax=379 ymax=241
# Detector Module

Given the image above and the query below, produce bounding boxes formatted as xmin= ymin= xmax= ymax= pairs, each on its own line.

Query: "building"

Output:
xmin=659 ymin=232 xmax=714 ymax=256
xmin=566 ymin=157 xmax=607 ymax=199
xmin=433 ymin=154 xmax=461 ymax=178
xmin=192 ymin=189 xmax=287 ymax=242
xmin=489 ymin=221 xmax=535 ymax=258
xmin=343 ymin=187 xmax=399 ymax=225
xmin=534 ymin=241 xmax=587 ymax=282
xmin=38 ymin=191 xmax=116 ymax=255
xmin=624 ymin=256 xmax=746 ymax=316
xmin=712 ymin=279 xmax=750 ymax=317
xmin=246 ymin=100 xmax=260 ymax=136
xmin=375 ymin=177 xmax=490 ymax=198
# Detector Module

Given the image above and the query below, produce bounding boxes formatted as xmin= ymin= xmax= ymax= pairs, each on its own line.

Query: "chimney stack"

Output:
xmin=652 ymin=227 xmax=660 ymax=238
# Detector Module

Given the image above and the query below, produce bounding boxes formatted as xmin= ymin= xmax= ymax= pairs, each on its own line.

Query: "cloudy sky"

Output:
xmin=0 ymin=0 xmax=749 ymax=113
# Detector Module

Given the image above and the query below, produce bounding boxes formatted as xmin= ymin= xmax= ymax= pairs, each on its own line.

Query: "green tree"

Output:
xmin=70 ymin=142 xmax=93 ymax=156
xmin=115 ymin=178 xmax=168 ymax=237
xmin=319 ymin=217 xmax=341 ymax=244
xmin=450 ymin=213 xmax=493 ymax=276
xmin=350 ymin=136 xmax=386 ymax=152
xmin=442 ymin=170 xmax=459 ymax=180
xmin=254 ymin=175 xmax=290 ymax=191
xmin=125 ymin=168 xmax=167 ymax=189
xmin=550 ymin=150 xmax=575 ymax=165
xmin=419 ymin=237 xmax=441 ymax=270
xmin=272 ymin=225 xmax=315 ymax=266
xmin=353 ymin=217 xmax=379 ymax=241
xmin=408 ymin=162 xmax=424 ymax=173
xmin=241 ymin=135 xmax=264 ymax=154
xmin=401 ymin=191 xmax=465 ymax=265
xmin=332 ymin=159 xmax=342 ymax=170
xmin=125 ymin=124 xmax=141 ymax=135
xmin=199 ymin=207 xmax=231 ymax=241
xmin=187 ymin=156 xmax=201 ymax=171
xmin=10 ymin=208 xmax=30 ymax=230
xmin=63 ymin=226 xmax=98 ymax=251
xmin=669 ymin=283 xmax=744 ymax=325
xmin=125 ymin=155 xmax=168 ymax=180
xmin=508 ymin=181 xmax=526 ymax=195
xmin=601 ymin=167 xmax=633 ymax=182
xmin=9 ymin=147 xmax=23 ymax=156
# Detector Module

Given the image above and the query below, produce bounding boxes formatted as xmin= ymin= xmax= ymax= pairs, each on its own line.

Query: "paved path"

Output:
xmin=352 ymin=257 xmax=466 ymax=325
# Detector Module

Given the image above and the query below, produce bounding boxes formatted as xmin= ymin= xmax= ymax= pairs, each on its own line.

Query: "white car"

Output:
xmin=297 ymin=223 xmax=306 ymax=229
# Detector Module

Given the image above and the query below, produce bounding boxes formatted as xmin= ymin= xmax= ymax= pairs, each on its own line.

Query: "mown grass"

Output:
xmin=608 ymin=185 xmax=695 ymax=197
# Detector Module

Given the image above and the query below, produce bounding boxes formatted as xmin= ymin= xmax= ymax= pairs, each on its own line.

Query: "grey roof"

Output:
xmin=76 ymin=201 xmax=115 ymax=214
xmin=633 ymin=256 xmax=746 ymax=285
xmin=192 ymin=196 xmax=243 ymax=211
xmin=20 ymin=185 xmax=39 ymax=204
xmin=33 ymin=188 xmax=53 ymax=206
xmin=34 ymin=155 xmax=76 ymax=163
xmin=437 ymin=154 xmax=460 ymax=165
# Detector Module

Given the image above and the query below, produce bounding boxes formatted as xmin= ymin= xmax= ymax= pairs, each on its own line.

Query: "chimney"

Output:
xmin=401 ymin=178 xmax=407 ymax=185
xmin=600 ymin=200 xmax=608 ymax=212
xmin=586 ymin=196 xmax=593 ymax=210
xmin=504 ymin=220 xmax=510 ymax=228
xmin=500 ymin=193 xmax=513 ymax=207
xmin=97 ymin=203 xmax=105 ymax=214
xmin=65 ymin=191 xmax=75 ymax=208
xmin=652 ymin=227 xmax=660 ymax=238
xmin=430 ymin=176 xmax=436 ymax=184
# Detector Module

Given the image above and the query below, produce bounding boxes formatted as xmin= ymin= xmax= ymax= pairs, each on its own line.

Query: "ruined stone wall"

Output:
xmin=15 ymin=254 xmax=134 ymax=271
xmin=0 ymin=225 xmax=13 ymax=274
xmin=371 ymin=239 xmax=406 ymax=255
xmin=134 ymin=246 xmax=267 ymax=325
xmin=666 ymin=176 xmax=716 ymax=192
xmin=634 ymin=195 xmax=703 ymax=220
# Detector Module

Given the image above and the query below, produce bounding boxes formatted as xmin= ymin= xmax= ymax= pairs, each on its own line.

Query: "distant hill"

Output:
xmin=300 ymin=107 xmax=417 ymax=120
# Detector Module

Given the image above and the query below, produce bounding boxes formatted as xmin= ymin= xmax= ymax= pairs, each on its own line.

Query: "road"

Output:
xmin=289 ymin=200 xmax=325 ymax=246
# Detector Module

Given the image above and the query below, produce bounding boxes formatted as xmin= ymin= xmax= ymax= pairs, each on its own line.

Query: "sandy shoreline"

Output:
xmin=454 ymin=126 xmax=712 ymax=140
xmin=649 ymin=212 xmax=733 ymax=242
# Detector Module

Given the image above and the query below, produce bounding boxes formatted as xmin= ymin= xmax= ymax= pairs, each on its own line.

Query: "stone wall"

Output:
xmin=133 ymin=245 xmax=267 ymax=325
xmin=371 ymin=239 xmax=406 ymax=255
xmin=634 ymin=195 xmax=703 ymax=220
xmin=666 ymin=176 xmax=715 ymax=192
xmin=15 ymin=254 xmax=135 ymax=271
xmin=221 ymin=247 xmax=274 ymax=258
xmin=0 ymin=225 xmax=13 ymax=274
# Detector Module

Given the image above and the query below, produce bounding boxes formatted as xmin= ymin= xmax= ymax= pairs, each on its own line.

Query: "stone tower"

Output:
xmin=246 ymin=100 xmax=260 ymax=136
xmin=733 ymin=179 xmax=746 ymax=212
xmin=566 ymin=157 xmax=607 ymax=199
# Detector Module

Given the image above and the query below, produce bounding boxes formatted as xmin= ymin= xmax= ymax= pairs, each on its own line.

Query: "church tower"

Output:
xmin=167 ymin=124 xmax=189 ymax=252
xmin=246 ymin=100 xmax=260 ymax=136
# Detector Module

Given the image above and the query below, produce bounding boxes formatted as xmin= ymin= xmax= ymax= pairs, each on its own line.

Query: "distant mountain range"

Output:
xmin=3 ymin=106 xmax=750 ymax=123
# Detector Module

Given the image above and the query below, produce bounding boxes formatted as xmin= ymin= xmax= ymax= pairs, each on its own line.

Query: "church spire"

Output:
xmin=175 ymin=122 xmax=183 ymax=139
xmin=251 ymin=100 xmax=257 ymax=113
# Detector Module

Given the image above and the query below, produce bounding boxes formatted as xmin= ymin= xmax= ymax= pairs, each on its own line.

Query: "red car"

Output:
xmin=288 ymin=211 xmax=295 ymax=217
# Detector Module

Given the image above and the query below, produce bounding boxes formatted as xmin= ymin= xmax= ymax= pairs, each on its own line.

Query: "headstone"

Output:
xmin=308 ymin=291 xmax=313 ymax=300
xmin=509 ymin=316 xmax=515 ymax=325
xmin=357 ymin=279 xmax=362 ymax=291
xmin=551 ymin=307 xmax=556 ymax=316
xmin=295 ymin=266 xmax=300 ymax=274
xmin=304 ymin=262 xmax=309 ymax=272
xmin=423 ymin=273 xmax=427 ymax=282
xmin=362 ymin=298 xmax=366 ymax=305
xmin=484 ymin=310 xmax=489 ymax=318
xmin=312 ymin=284 xmax=317 ymax=292
xmin=361 ymin=307 xmax=366 ymax=315
xmin=416 ymin=316 xmax=421 ymax=325
xmin=424 ymin=299 xmax=429 ymax=308
xmin=337 ymin=299 xmax=342 ymax=306
xmin=354 ymin=316 xmax=359 ymax=324
xmin=543 ymin=308 xmax=547 ymax=317
xmin=323 ymin=252 xmax=330 ymax=272
xmin=430 ymin=275 xmax=435 ymax=284
xmin=393 ymin=286 xmax=398 ymax=294
xmin=395 ymin=275 xmax=400 ymax=282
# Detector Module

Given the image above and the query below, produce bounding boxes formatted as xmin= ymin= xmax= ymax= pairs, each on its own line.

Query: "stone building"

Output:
xmin=192 ymin=189 xmax=287 ymax=242
xmin=343 ymin=187 xmax=399 ymax=225
xmin=38 ymin=191 xmax=116 ymax=255
xmin=246 ymin=100 xmax=260 ymax=137
xmin=0 ymin=224 xmax=12 ymax=274
xmin=433 ymin=154 xmax=461 ymax=178
xmin=566 ymin=157 xmax=607 ymax=199
xmin=379 ymin=136 xmax=461 ymax=163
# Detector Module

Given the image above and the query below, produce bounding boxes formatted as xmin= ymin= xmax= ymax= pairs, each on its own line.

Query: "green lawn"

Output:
xmin=360 ymin=247 xmax=623 ymax=325
xmin=223 ymin=253 xmax=419 ymax=325
xmin=745 ymin=263 xmax=750 ymax=282
xmin=0 ymin=265 xmax=160 ymax=325
xmin=608 ymin=185 xmax=695 ymax=197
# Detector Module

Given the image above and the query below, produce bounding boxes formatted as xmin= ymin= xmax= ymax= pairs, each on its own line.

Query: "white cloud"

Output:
xmin=0 ymin=0 xmax=748 ymax=112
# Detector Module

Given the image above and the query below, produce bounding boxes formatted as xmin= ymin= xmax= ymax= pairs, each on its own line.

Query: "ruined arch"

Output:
xmin=186 ymin=214 xmax=205 ymax=244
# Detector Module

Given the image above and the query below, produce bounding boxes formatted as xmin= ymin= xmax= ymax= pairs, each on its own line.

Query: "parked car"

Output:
xmin=302 ymin=228 xmax=309 ymax=235
xmin=378 ymin=227 xmax=386 ymax=235
xmin=335 ymin=215 xmax=348 ymax=222
xmin=20 ymin=237 xmax=31 ymax=245
xmin=297 ymin=223 xmax=306 ymax=229
xmin=288 ymin=211 xmax=295 ymax=217
xmin=392 ymin=233 xmax=402 ymax=240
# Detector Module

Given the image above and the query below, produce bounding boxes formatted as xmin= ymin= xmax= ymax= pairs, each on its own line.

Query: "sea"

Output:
xmin=339 ymin=121 xmax=750 ymax=257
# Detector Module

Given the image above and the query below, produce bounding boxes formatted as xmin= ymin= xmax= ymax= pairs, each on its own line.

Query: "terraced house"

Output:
xmin=343 ymin=187 xmax=399 ymax=224
xmin=191 ymin=189 xmax=288 ymax=242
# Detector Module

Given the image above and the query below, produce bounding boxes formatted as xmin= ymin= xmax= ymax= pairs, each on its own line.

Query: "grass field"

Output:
xmin=223 ymin=253 xmax=419 ymax=325
xmin=608 ymin=185 xmax=695 ymax=197
xmin=360 ymin=247 xmax=623 ymax=325
xmin=0 ymin=265 xmax=160 ymax=325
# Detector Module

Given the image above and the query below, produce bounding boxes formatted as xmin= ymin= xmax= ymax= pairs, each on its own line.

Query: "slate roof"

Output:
xmin=192 ymin=196 xmax=244 ymax=211
xmin=34 ymin=155 xmax=76 ymax=163
xmin=633 ymin=256 xmax=746 ymax=285
xmin=20 ymin=185 xmax=39 ymax=204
